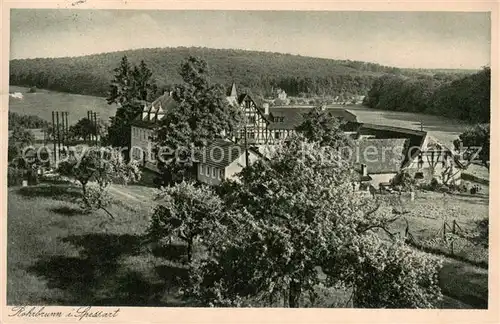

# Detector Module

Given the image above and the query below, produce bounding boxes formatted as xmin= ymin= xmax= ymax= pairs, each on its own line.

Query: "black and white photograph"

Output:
xmin=4 ymin=7 xmax=493 ymax=313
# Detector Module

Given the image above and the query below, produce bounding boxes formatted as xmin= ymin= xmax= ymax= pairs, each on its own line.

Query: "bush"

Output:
xmin=28 ymin=86 xmax=37 ymax=93
xmin=26 ymin=169 xmax=39 ymax=185
xmin=391 ymin=170 xmax=416 ymax=191
xmin=430 ymin=178 xmax=439 ymax=190
xmin=349 ymin=237 xmax=443 ymax=308
xmin=8 ymin=167 xmax=26 ymax=187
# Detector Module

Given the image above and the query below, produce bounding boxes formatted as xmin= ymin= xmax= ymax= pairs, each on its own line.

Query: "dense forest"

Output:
xmin=8 ymin=112 xmax=49 ymax=130
xmin=363 ymin=67 xmax=491 ymax=123
xmin=9 ymin=47 xmax=474 ymax=99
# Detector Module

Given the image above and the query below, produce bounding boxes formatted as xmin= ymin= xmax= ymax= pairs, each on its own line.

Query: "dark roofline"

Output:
xmin=131 ymin=119 xmax=158 ymax=129
xmin=360 ymin=123 xmax=427 ymax=137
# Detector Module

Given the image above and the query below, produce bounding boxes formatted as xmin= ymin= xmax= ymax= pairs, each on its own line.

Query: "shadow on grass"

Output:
xmin=17 ymin=184 xmax=81 ymax=202
xmin=151 ymin=243 xmax=188 ymax=264
xmin=26 ymin=233 xmax=189 ymax=306
xmin=50 ymin=206 xmax=85 ymax=217
xmin=40 ymin=177 xmax=72 ymax=185
xmin=155 ymin=264 xmax=190 ymax=288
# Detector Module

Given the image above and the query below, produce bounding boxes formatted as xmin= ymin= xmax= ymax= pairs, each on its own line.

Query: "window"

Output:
xmin=274 ymin=116 xmax=284 ymax=123
xmin=248 ymin=131 xmax=255 ymax=139
xmin=248 ymin=115 xmax=256 ymax=124
xmin=212 ymin=167 xmax=216 ymax=178
xmin=275 ymin=131 xmax=281 ymax=139
xmin=206 ymin=166 xmax=210 ymax=176
xmin=414 ymin=172 xmax=424 ymax=180
xmin=219 ymin=169 xmax=224 ymax=180
xmin=199 ymin=164 xmax=203 ymax=174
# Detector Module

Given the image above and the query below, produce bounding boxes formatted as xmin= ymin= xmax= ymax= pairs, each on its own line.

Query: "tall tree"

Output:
xmin=155 ymin=56 xmax=242 ymax=185
xmin=295 ymin=107 xmax=353 ymax=149
xmin=68 ymin=117 xmax=99 ymax=142
xmin=105 ymin=56 xmax=155 ymax=151
xmin=454 ymin=123 xmax=490 ymax=170
xmin=184 ymin=136 xmax=439 ymax=308
xmin=147 ymin=181 xmax=224 ymax=263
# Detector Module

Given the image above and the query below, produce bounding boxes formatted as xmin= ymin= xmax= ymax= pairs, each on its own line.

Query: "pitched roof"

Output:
xmin=267 ymin=107 xmax=358 ymax=130
xmin=227 ymin=82 xmax=237 ymax=97
xmin=357 ymin=123 xmax=428 ymax=166
xmin=197 ymin=139 xmax=257 ymax=168
xmin=350 ymin=138 xmax=409 ymax=174
xmin=131 ymin=93 xmax=178 ymax=128
xmin=236 ymin=93 xmax=270 ymax=121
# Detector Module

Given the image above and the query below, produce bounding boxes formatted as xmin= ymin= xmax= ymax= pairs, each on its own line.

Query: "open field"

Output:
xmin=382 ymin=189 xmax=489 ymax=266
xmin=7 ymin=182 xmax=190 ymax=306
xmin=8 ymin=86 xmax=117 ymax=125
xmin=7 ymin=178 xmax=488 ymax=308
xmin=344 ymin=105 xmax=471 ymax=148
xmin=338 ymin=104 xmax=489 ymax=181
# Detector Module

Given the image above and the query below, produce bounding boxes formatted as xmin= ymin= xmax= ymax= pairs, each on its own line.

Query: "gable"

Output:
xmin=237 ymin=93 xmax=270 ymax=123
xmin=351 ymin=138 xmax=409 ymax=174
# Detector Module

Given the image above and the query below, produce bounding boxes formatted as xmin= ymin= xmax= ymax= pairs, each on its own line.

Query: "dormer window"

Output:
xmin=274 ymin=116 xmax=284 ymax=123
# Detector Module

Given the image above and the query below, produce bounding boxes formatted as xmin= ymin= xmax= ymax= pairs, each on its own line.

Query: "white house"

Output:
xmin=350 ymin=123 xmax=463 ymax=189
xmin=196 ymin=140 xmax=260 ymax=186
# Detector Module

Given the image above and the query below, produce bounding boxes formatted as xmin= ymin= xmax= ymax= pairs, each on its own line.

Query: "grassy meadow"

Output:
xmin=8 ymin=86 xmax=117 ymax=125
xmin=6 ymin=86 xmax=490 ymax=308
xmin=7 ymin=177 xmax=488 ymax=308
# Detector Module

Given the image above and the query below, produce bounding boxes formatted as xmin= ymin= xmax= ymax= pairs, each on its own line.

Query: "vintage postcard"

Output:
xmin=1 ymin=1 xmax=498 ymax=323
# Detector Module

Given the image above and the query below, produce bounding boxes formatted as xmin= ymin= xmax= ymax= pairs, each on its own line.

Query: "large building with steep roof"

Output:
xmin=130 ymin=92 xmax=177 ymax=171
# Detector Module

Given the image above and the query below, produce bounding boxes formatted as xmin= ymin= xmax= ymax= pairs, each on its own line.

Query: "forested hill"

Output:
xmin=9 ymin=47 xmax=474 ymax=99
xmin=363 ymin=67 xmax=490 ymax=123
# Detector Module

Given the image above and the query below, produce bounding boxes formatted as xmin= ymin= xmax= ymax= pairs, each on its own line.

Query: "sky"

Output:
xmin=10 ymin=10 xmax=491 ymax=69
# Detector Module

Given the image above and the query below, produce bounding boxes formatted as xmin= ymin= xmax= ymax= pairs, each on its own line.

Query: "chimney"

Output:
xmin=263 ymin=102 xmax=270 ymax=115
xmin=361 ymin=163 xmax=367 ymax=177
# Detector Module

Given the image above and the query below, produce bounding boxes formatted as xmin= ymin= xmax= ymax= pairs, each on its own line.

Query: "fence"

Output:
xmin=400 ymin=218 xmax=488 ymax=269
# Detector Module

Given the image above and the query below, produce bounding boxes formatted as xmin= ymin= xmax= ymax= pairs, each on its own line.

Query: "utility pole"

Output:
xmin=61 ymin=111 xmax=66 ymax=149
xmin=65 ymin=111 xmax=69 ymax=144
xmin=56 ymin=111 xmax=61 ymax=162
xmin=52 ymin=111 xmax=56 ymax=163
xmin=93 ymin=112 xmax=99 ymax=146
xmin=87 ymin=110 xmax=92 ymax=145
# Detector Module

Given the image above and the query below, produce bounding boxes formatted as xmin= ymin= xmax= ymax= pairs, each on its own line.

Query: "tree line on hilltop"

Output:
xmin=9 ymin=47 xmax=472 ymax=100
xmin=363 ymin=67 xmax=491 ymax=123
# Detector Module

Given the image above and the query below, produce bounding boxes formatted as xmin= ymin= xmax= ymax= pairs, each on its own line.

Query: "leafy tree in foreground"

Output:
xmin=326 ymin=235 xmax=442 ymax=308
xmin=58 ymin=146 xmax=141 ymax=218
xmin=454 ymin=123 xmax=490 ymax=170
xmin=155 ymin=56 xmax=242 ymax=185
xmin=68 ymin=117 xmax=100 ymax=142
xmin=295 ymin=106 xmax=353 ymax=149
xmin=147 ymin=181 xmax=224 ymax=263
xmin=9 ymin=126 xmax=35 ymax=161
xmin=184 ymin=136 xmax=435 ymax=308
